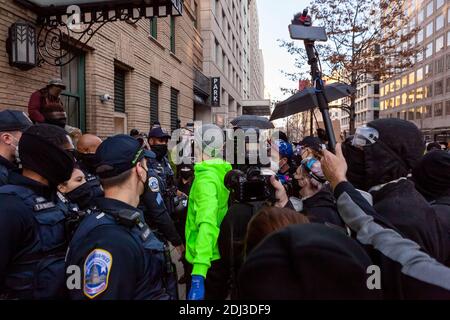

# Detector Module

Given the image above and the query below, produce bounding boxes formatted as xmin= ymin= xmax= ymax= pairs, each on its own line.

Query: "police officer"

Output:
xmin=140 ymin=150 xmax=184 ymax=253
xmin=0 ymin=110 xmax=32 ymax=185
xmin=73 ymin=134 xmax=104 ymax=205
xmin=147 ymin=127 xmax=179 ymax=217
xmin=0 ymin=124 xmax=75 ymax=299
xmin=66 ymin=135 xmax=175 ymax=300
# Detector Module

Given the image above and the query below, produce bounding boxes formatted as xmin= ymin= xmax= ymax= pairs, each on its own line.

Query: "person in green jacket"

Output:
xmin=185 ymin=124 xmax=232 ymax=300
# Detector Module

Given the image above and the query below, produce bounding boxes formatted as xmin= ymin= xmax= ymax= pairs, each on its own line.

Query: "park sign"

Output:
xmin=211 ymin=77 xmax=220 ymax=107
xmin=15 ymin=0 xmax=183 ymax=24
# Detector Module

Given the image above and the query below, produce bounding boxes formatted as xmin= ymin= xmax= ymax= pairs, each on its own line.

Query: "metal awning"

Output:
xmin=15 ymin=0 xmax=183 ymax=24
xmin=242 ymin=99 xmax=271 ymax=116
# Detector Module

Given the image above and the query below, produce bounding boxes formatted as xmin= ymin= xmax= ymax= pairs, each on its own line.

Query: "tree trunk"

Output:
xmin=349 ymin=94 xmax=356 ymax=135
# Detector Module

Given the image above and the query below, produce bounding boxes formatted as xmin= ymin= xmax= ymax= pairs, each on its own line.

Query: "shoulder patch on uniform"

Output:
xmin=83 ymin=249 xmax=112 ymax=299
xmin=148 ymin=177 xmax=160 ymax=192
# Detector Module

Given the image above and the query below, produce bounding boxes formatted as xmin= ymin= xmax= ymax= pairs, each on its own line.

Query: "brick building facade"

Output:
xmin=0 ymin=0 xmax=203 ymax=138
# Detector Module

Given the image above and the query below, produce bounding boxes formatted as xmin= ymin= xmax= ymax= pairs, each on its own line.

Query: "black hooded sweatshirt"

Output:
xmin=412 ymin=150 xmax=450 ymax=265
xmin=343 ymin=119 xmax=448 ymax=264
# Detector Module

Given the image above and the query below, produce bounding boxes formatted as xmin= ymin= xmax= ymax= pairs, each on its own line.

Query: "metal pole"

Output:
xmin=304 ymin=41 xmax=336 ymax=152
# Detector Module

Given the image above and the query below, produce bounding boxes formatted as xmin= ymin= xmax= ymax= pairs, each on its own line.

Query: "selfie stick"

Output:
xmin=291 ymin=9 xmax=336 ymax=153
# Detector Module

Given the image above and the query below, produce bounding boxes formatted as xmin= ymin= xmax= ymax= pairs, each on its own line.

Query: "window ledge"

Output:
xmin=170 ymin=51 xmax=182 ymax=64
xmin=148 ymin=35 xmax=165 ymax=50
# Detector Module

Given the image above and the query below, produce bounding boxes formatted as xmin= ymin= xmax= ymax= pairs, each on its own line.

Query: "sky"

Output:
xmin=257 ymin=0 xmax=310 ymax=103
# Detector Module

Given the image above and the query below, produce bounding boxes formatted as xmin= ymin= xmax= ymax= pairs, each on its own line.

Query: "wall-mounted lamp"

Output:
xmin=7 ymin=21 xmax=37 ymax=70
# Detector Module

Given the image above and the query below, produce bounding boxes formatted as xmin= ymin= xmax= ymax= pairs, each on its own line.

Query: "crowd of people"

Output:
xmin=0 ymin=78 xmax=449 ymax=300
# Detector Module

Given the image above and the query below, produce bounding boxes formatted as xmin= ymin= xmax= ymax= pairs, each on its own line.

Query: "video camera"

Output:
xmin=225 ymin=167 xmax=276 ymax=203
xmin=224 ymin=127 xmax=277 ymax=203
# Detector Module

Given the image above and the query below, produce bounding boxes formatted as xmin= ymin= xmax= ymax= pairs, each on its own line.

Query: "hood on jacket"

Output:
xmin=343 ymin=119 xmax=425 ymax=191
xmin=412 ymin=150 xmax=450 ymax=201
xmin=194 ymin=158 xmax=232 ymax=180
xmin=238 ymin=224 xmax=381 ymax=300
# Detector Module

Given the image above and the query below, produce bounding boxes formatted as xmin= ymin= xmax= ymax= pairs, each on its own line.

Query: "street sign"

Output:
xmin=211 ymin=77 xmax=220 ymax=107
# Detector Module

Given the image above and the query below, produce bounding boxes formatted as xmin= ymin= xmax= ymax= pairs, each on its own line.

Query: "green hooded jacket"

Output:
xmin=185 ymin=158 xmax=232 ymax=278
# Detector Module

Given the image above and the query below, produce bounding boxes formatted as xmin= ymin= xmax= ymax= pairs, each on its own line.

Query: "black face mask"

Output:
xmin=65 ymin=181 xmax=96 ymax=210
xmin=342 ymin=141 xmax=369 ymax=191
xmin=152 ymin=144 xmax=168 ymax=160
xmin=76 ymin=152 xmax=98 ymax=174
xmin=180 ymin=170 xmax=193 ymax=180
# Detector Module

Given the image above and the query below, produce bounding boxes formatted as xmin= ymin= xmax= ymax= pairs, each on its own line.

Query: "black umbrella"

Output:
xmin=270 ymin=83 xmax=356 ymax=121
xmin=231 ymin=115 xmax=274 ymax=129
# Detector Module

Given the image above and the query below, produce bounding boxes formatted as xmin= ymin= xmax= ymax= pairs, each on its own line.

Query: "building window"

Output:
xmin=425 ymin=42 xmax=433 ymax=59
xmin=408 ymin=71 xmax=415 ymax=85
xmin=425 ymin=63 xmax=433 ymax=78
xmin=425 ymin=105 xmax=432 ymax=118
xmin=170 ymin=16 xmax=176 ymax=53
xmin=416 ymin=106 xmax=422 ymax=120
xmin=446 ymin=77 xmax=450 ymax=93
xmin=436 ymin=14 xmax=444 ymax=31
xmin=426 ymin=1 xmax=433 ymax=18
xmin=416 ymin=68 xmax=423 ymax=82
xmin=402 ymin=93 xmax=407 ymax=105
xmin=425 ymin=83 xmax=433 ymax=98
xmin=436 ymin=56 xmax=445 ymax=73
xmin=434 ymin=102 xmax=443 ymax=117
xmin=408 ymin=90 xmax=415 ymax=103
xmin=417 ymin=29 xmax=424 ymax=43
xmin=402 ymin=75 xmax=408 ymax=88
xmin=150 ymin=17 xmax=157 ymax=39
xmin=416 ymin=87 xmax=424 ymax=100
xmin=436 ymin=35 xmax=444 ymax=53
xmin=170 ymin=88 xmax=179 ymax=132
xmin=418 ymin=8 xmax=425 ymax=24
xmin=435 ymin=79 xmax=444 ymax=95
xmin=61 ymin=53 xmax=86 ymax=131
xmin=425 ymin=21 xmax=433 ymax=38
xmin=408 ymin=108 xmax=415 ymax=120
xmin=437 ymin=0 xmax=444 ymax=9
xmin=114 ymin=67 xmax=126 ymax=113
xmin=446 ymin=100 xmax=450 ymax=115
xmin=150 ymin=79 xmax=159 ymax=125
xmin=374 ymin=84 xmax=380 ymax=95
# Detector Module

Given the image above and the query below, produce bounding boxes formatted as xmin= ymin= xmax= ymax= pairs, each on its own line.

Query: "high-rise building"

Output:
xmin=199 ymin=0 xmax=269 ymax=126
xmin=340 ymin=79 xmax=380 ymax=135
xmin=380 ymin=0 xmax=450 ymax=143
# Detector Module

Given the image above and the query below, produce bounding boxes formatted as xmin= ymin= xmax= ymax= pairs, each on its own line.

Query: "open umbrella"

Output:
xmin=270 ymin=83 xmax=356 ymax=121
xmin=231 ymin=115 xmax=274 ymax=129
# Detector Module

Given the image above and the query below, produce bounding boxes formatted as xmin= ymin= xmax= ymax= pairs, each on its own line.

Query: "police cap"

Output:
xmin=96 ymin=134 xmax=145 ymax=179
xmin=0 ymin=110 xmax=32 ymax=132
xmin=148 ymin=127 xmax=171 ymax=139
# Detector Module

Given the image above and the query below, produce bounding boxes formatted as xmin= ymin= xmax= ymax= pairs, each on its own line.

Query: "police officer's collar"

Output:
xmin=7 ymin=171 xmax=53 ymax=198
xmin=0 ymin=154 xmax=15 ymax=170
xmin=95 ymin=197 xmax=143 ymax=215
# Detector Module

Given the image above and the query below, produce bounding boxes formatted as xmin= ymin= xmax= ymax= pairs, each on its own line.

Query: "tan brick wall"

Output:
xmin=0 ymin=0 xmax=203 ymax=138
xmin=0 ymin=0 xmax=60 ymax=113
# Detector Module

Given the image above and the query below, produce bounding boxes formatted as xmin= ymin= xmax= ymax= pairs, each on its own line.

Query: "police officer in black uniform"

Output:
xmin=65 ymin=135 xmax=175 ymax=300
xmin=0 ymin=110 xmax=32 ymax=186
xmin=0 ymin=124 xmax=75 ymax=299
xmin=147 ymin=127 xmax=178 ymax=217
xmin=140 ymin=150 xmax=184 ymax=253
